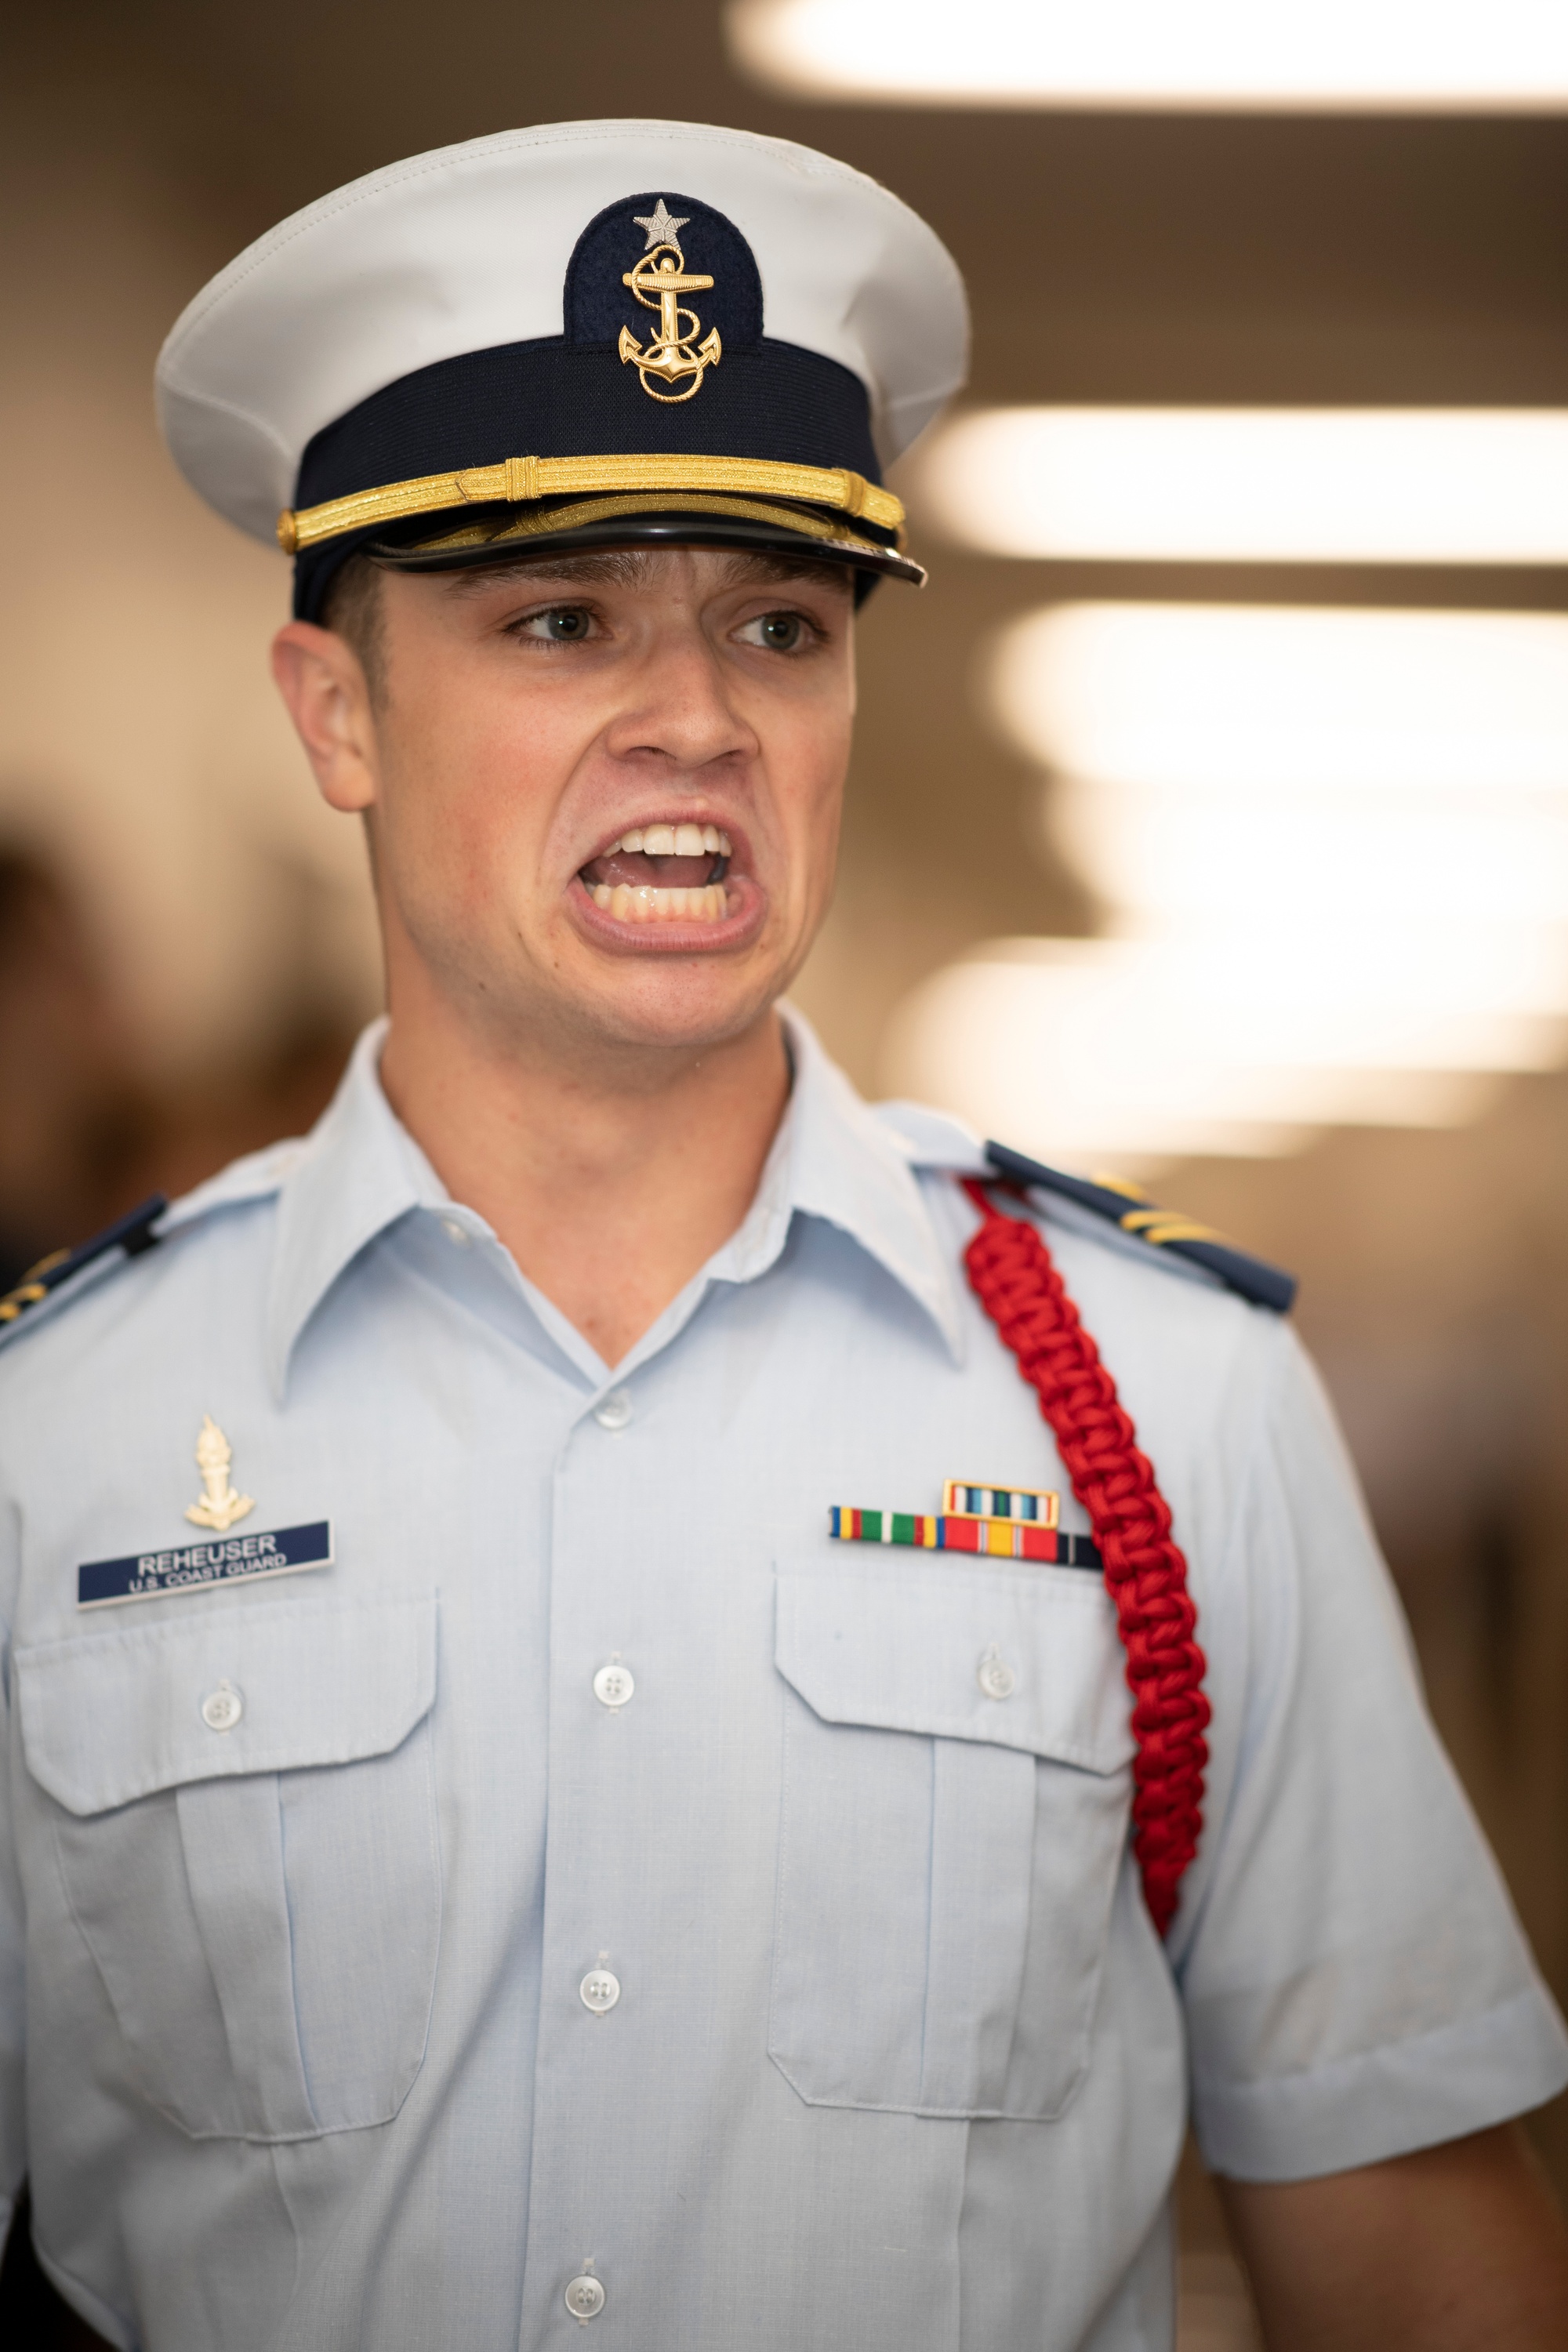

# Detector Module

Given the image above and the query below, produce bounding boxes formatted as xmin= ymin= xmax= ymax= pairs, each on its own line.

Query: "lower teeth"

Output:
xmin=592 ymin=882 xmax=729 ymax=924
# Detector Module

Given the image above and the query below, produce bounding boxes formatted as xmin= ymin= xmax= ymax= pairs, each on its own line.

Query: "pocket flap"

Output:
xmin=17 ymin=1594 xmax=437 ymax=1817
xmin=775 ymin=1563 xmax=1133 ymax=1773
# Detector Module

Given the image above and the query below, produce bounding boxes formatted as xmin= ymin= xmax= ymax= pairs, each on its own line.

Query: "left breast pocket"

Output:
xmin=17 ymin=1592 xmax=440 ymax=2143
xmin=769 ymin=1561 xmax=1134 ymax=2122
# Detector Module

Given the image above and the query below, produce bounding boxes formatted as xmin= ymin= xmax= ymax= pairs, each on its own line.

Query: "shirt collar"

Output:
xmin=265 ymin=1019 xmax=440 ymax=1397
xmin=265 ymin=1008 xmax=968 ymax=1396
xmin=707 ymin=1009 xmax=967 ymax=1359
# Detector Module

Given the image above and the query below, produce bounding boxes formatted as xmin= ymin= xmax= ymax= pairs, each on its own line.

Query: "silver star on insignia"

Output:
xmin=633 ymin=198 xmax=690 ymax=250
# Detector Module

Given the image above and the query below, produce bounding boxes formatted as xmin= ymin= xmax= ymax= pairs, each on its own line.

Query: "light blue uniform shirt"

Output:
xmin=1 ymin=1015 xmax=1563 ymax=2351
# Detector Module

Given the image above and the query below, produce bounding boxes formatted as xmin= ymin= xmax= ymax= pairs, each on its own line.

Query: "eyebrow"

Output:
xmin=440 ymin=547 xmax=853 ymax=598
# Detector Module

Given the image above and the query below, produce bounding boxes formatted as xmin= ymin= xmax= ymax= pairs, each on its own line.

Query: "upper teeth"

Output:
xmin=612 ymin=824 xmax=731 ymax=858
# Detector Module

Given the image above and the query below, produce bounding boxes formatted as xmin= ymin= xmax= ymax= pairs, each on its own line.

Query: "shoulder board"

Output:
xmin=0 ymin=1193 xmax=168 ymax=1334
xmin=984 ymin=1142 xmax=1297 ymax=1314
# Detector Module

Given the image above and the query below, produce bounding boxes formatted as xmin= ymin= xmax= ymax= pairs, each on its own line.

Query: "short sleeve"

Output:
xmin=1175 ymin=1324 xmax=1568 ymax=2181
xmin=0 ymin=1497 xmax=25 ymax=2234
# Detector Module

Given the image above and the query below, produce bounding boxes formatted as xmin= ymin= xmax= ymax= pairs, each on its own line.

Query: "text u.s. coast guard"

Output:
xmin=77 ymin=1519 xmax=332 ymax=1609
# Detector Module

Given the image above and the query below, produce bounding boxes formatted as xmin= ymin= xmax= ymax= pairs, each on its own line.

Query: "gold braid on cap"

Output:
xmin=277 ymin=452 xmax=905 ymax=555
xmin=382 ymin=491 xmax=904 ymax=564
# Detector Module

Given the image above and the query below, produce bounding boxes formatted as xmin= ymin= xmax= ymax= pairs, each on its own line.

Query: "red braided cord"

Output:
xmin=960 ymin=1178 xmax=1209 ymax=1936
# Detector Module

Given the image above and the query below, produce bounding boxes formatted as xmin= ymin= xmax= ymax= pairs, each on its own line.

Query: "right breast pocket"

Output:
xmin=17 ymin=1592 xmax=440 ymax=2143
xmin=769 ymin=1561 xmax=1134 ymax=2123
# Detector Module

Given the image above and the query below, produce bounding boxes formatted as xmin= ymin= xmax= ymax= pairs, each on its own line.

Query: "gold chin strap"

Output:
xmin=277 ymin=452 xmax=905 ymax=555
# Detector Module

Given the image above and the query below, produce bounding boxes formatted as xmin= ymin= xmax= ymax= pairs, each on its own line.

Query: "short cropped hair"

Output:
xmin=318 ymin=553 xmax=388 ymax=702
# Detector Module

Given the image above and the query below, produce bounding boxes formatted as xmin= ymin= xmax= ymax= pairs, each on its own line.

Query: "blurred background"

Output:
xmin=3 ymin=5 xmax=1567 ymax=2343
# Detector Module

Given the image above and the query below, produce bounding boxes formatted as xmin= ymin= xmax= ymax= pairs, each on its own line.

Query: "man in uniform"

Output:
xmin=2 ymin=119 xmax=1567 ymax=2352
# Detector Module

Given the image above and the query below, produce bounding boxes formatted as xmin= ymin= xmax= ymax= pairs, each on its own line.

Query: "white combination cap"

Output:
xmin=156 ymin=118 xmax=969 ymax=616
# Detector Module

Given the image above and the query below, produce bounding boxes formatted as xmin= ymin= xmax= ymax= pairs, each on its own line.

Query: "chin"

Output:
xmin=564 ymin=955 xmax=787 ymax=1058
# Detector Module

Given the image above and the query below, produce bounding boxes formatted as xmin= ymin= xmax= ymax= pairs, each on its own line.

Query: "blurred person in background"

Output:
xmin=0 ymin=846 xmax=147 ymax=1290
xmin=0 ymin=843 xmax=357 ymax=1300
xmin=1 ymin=120 xmax=1567 ymax=2352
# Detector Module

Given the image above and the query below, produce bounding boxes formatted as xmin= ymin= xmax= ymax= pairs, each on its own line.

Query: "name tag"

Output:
xmin=78 ymin=1520 xmax=333 ymax=1610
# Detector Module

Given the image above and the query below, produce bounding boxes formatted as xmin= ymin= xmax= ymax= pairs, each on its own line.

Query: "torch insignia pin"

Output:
xmin=185 ymin=1415 xmax=255 ymax=1534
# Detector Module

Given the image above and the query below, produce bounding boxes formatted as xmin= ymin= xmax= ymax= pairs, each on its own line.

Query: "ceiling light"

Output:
xmin=916 ymin=408 xmax=1568 ymax=566
xmin=991 ymin=604 xmax=1568 ymax=795
xmin=898 ymin=599 xmax=1568 ymax=1160
xmin=880 ymin=937 xmax=1563 ymax=1163
xmin=728 ymin=0 xmax=1568 ymax=111
xmin=1051 ymin=783 xmax=1568 ymax=925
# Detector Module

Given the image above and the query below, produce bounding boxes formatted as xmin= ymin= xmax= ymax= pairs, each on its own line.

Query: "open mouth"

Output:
xmin=578 ymin=822 xmax=735 ymax=926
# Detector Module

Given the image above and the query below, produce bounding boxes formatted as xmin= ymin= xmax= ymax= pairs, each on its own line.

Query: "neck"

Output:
xmin=377 ymin=975 xmax=793 ymax=1372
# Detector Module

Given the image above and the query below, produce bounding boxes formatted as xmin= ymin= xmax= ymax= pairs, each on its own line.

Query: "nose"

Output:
xmin=601 ymin=619 xmax=759 ymax=777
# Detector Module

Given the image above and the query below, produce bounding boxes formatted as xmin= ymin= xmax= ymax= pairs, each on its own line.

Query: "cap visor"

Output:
xmin=368 ymin=495 xmax=925 ymax=588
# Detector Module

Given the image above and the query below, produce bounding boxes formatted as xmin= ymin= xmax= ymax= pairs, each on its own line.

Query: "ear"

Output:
xmin=270 ymin=622 xmax=380 ymax=814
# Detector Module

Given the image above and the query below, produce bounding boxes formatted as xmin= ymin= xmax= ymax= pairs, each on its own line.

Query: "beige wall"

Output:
xmin=0 ymin=124 xmax=380 ymax=1079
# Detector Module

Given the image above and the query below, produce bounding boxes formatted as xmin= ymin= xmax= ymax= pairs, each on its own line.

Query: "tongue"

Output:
xmin=583 ymin=851 xmax=717 ymax=890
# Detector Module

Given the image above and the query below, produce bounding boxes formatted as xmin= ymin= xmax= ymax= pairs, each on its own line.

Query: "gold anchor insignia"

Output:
xmin=619 ymin=203 xmax=721 ymax=405
xmin=185 ymin=1415 xmax=255 ymax=1533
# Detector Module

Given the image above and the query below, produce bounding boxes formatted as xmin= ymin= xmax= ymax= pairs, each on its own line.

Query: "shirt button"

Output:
xmin=441 ymin=1217 xmax=470 ymax=1247
xmin=593 ymin=1389 xmax=633 ymax=1431
xmin=593 ymin=1663 xmax=635 ymax=1709
xmin=564 ymin=2274 xmax=605 ymax=2321
xmin=579 ymin=1968 xmax=621 ymax=2014
xmin=977 ymin=1648 xmax=1016 ymax=1702
xmin=201 ymin=1681 xmax=243 ymax=1732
